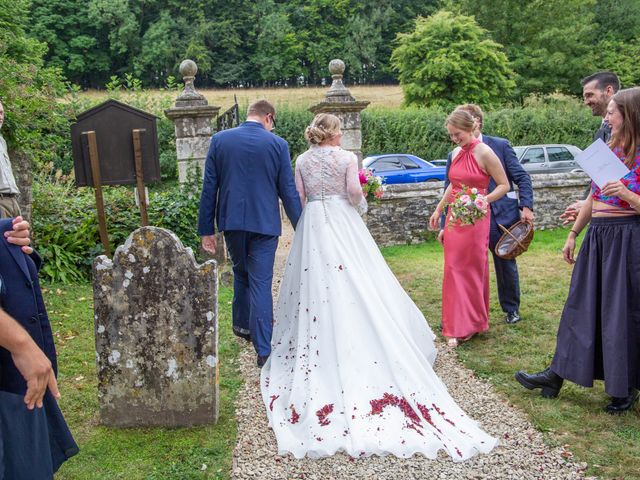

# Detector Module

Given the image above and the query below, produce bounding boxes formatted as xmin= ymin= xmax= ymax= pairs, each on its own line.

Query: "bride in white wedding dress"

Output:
xmin=260 ymin=113 xmax=497 ymax=460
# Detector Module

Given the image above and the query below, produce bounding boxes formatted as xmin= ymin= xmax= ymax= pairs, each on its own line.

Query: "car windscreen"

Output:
xmin=513 ymin=147 xmax=526 ymax=159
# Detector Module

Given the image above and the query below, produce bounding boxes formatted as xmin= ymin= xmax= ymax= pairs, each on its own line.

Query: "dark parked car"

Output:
xmin=514 ymin=144 xmax=583 ymax=174
xmin=362 ymin=154 xmax=446 ymax=184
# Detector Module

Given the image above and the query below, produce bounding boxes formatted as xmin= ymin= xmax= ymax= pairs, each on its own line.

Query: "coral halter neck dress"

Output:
xmin=442 ymin=139 xmax=491 ymax=339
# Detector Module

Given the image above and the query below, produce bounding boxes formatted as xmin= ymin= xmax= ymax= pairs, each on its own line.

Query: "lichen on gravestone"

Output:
xmin=93 ymin=226 xmax=219 ymax=427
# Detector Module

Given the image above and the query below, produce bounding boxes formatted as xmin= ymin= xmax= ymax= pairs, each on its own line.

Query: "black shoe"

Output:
xmin=233 ymin=329 xmax=251 ymax=342
xmin=605 ymin=390 xmax=639 ymax=415
xmin=505 ymin=311 xmax=521 ymax=324
xmin=515 ymin=367 xmax=564 ymax=398
xmin=257 ymin=355 xmax=269 ymax=368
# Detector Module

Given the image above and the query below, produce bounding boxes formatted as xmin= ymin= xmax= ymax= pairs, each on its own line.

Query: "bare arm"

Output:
xmin=0 ymin=307 xmax=60 ymax=409
xmin=562 ymin=196 xmax=592 ymax=264
xmin=429 ymin=183 xmax=453 ymax=230
xmin=477 ymin=145 xmax=509 ymax=203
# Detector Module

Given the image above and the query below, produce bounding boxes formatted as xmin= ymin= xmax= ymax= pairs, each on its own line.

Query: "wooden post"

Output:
xmin=83 ymin=131 xmax=111 ymax=257
xmin=132 ymin=129 xmax=149 ymax=226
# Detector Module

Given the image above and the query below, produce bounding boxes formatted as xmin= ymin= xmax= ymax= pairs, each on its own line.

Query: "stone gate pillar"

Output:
xmin=165 ymin=60 xmax=220 ymax=183
xmin=310 ymin=59 xmax=370 ymax=166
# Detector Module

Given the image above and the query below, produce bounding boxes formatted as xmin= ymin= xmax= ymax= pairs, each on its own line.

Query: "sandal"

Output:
xmin=460 ymin=333 xmax=476 ymax=343
xmin=447 ymin=337 xmax=459 ymax=347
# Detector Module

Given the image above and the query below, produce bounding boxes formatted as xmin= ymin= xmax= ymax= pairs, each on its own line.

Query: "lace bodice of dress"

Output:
xmin=295 ymin=146 xmax=364 ymax=207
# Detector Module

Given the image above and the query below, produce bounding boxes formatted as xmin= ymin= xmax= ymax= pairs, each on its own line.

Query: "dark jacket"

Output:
xmin=0 ymin=218 xmax=78 ymax=477
xmin=197 ymin=121 xmax=302 ymax=236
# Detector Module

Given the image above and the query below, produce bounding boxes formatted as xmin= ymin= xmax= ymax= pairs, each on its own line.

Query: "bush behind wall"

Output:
xmin=34 ymin=96 xmax=599 ymax=282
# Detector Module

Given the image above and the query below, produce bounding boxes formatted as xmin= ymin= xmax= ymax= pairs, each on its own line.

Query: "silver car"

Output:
xmin=514 ymin=144 xmax=583 ymax=174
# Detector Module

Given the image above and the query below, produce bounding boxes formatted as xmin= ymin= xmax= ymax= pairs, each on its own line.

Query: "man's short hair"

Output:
xmin=457 ymin=103 xmax=484 ymax=129
xmin=580 ymin=71 xmax=620 ymax=92
xmin=247 ymin=100 xmax=276 ymax=118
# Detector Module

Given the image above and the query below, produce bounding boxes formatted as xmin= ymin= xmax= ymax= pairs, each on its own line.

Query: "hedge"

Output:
xmin=33 ymin=95 xmax=600 ymax=282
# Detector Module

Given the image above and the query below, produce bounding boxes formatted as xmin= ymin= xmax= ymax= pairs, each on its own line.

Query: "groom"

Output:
xmin=440 ymin=104 xmax=534 ymax=324
xmin=198 ymin=100 xmax=302 ymax=367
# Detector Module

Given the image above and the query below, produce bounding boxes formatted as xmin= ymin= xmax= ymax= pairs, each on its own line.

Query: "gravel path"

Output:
xmin=231 ymin=223 xmax=593 ymax=480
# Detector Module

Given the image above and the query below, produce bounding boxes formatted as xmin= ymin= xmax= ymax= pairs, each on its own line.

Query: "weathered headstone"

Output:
xmin=93 ymin=226 xmax=219 ymax=427
xmin=310 ymin=59 xmax=369 ymax=167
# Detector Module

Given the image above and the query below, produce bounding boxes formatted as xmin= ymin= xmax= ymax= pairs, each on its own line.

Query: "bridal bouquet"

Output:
xmin=448 ymin=185 xmax=488 ymax=227
xmin=358 ymin=168 xmax=385 ymax=200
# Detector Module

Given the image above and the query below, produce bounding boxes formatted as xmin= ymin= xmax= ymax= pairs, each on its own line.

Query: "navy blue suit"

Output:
xmin=444 ymin=135 xmax=533 ymax=314
xmin=198 ymin=122 xmax=302 ymax=356
xmin=0 ymin=218 xmax=78 ymax=478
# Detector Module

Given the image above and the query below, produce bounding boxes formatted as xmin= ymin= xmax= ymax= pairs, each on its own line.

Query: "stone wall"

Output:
xmin=365 ymin=172 xmax=590 ymax=247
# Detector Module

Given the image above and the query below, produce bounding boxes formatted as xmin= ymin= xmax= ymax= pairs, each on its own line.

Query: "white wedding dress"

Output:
xmin=260 ymin=145 xmax=497 ymax=460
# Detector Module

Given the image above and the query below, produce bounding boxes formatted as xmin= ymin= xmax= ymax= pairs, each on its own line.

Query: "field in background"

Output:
xmin=80 ymin=85 xmax=405 ymax=110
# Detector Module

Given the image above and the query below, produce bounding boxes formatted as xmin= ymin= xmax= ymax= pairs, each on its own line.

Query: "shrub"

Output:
xmin=32 ymin=171 xmax=203 ymax=283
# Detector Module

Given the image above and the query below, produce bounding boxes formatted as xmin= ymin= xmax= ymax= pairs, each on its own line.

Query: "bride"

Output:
xmin=260 ymin=113 xmax=497 ymax=460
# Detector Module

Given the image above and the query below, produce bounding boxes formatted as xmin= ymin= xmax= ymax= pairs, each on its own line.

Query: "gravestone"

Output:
xmin=93 ymin=226 xmax=219 ymax=427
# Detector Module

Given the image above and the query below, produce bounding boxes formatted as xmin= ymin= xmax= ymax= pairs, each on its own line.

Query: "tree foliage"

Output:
xmin=453 ymin=0 xmax=596 ymax=98
xmin=25 ymin=0 xmax=438 ymax=88
xmin=391 ymin=11 xmax=515 ymax=108
xmin=0 ymin=0 xmax=69 ymax=164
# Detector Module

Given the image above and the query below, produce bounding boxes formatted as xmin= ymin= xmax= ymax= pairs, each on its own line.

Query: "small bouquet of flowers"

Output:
xmin=448 ymin=185 xmax=488 ymax=227
xmin=358 ymin=168 xmax=385 ymax=201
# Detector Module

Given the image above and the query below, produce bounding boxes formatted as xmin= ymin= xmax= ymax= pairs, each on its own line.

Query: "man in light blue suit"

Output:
xmin=198 ymin=100 xmax=302 ymax=367
xmin=441 ymin=104 xmax=534 ymax=324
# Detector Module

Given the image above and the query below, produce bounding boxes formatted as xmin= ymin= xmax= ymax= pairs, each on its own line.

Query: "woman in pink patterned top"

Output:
xmin=516 ymin=87 xmax=640 ymax=414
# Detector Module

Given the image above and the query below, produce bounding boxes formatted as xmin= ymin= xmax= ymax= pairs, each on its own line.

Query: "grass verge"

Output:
xmin=382 ymin=228 xmax=639 ymax=480
xmin=46 ymin=284 xmax=239 ymax=480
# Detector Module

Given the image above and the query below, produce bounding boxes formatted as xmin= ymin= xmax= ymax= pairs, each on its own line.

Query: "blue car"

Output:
xmin=363 ymin=154 xmax=446 ymax=184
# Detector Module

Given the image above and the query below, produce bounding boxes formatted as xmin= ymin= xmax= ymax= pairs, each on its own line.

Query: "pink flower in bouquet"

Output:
xmin=474 ymin=196 xmax=488 ymax=212
xmin=358 ymin=168 xmax=368 ymax=185
xmin=459 ymin=194 xmax=471 ymax=205
xmin=374 ymin=189 xmax=384 ymax=199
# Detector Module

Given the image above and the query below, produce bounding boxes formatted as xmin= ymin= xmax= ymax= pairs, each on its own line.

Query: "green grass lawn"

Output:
xmin=46 ymin=284 xmax=240 ymax=480
xmin=43 ymin=228 xmax=638 ymax=479
xmin=382 ymin=228 xmax=639 ymax=480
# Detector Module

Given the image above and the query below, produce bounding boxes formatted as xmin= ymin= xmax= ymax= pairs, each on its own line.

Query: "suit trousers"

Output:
xmin=489 ymin=215 xmax=520 ymax=314
xmin=224 ymin=231 xmax=278 ymax=357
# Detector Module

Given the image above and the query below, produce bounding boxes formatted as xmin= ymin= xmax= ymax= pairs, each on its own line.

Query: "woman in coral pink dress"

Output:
xmin=429 ymin=109 xmax=509 ymax=347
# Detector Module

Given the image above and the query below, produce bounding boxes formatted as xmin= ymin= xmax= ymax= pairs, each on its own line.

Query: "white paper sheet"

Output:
xmin=574 ymin=138 xmax=630 ymax=188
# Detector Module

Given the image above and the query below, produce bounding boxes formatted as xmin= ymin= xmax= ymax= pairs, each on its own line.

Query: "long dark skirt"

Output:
xmin=551 ymin=216 xmax=640 ymax=398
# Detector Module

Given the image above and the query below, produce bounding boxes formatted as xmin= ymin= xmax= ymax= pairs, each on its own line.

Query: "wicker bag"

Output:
xmin=494 ymin=220 xmax=534 ymax=260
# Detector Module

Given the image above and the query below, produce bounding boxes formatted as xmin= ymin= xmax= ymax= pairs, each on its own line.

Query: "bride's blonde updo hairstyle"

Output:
xmin=305 ymin=113 xmax=342 ymax=145
xmin=444 ymin=108 xmax=475 ymax=132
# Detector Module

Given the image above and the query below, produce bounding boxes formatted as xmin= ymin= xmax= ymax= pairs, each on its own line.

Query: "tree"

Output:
xmin=391 ymin=10 xmax=515 ymax=108
xmin=28 ymin=0 xmax=111 ymax=87
xmin=0 ymin=0 xmax=70 ymax=218
xmin=454 ymin=0 xmax=597 ymax=97
xmin=251 ymin=0 xmax=302 ymax=85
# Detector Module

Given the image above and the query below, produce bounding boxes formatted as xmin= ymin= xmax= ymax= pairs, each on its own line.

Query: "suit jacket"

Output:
xmin=594 ymin=120 xmax=612 ymax=143
xmin=0 ymin=218 xmax=78 ymax=474
xmin=197 ymin=122 xmax=302 ymax=236
xmin=442 ymin=135 xmax=534 ymax=229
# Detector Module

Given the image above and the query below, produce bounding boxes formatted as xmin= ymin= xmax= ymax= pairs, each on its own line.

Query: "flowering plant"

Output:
xmin=358 ymin=168 xmax=385 ymax=200
xmin=448 ymin=185 xmax=488 ymax=227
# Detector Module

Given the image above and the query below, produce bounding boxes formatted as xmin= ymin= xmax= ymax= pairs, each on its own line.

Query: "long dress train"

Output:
xmin=260 ymin=145 xmax=498 ymax=460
